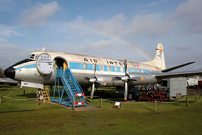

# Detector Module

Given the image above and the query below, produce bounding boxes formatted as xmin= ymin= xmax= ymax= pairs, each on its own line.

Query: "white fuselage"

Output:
xmin=9 ymin=50 xmax=161 ymax=87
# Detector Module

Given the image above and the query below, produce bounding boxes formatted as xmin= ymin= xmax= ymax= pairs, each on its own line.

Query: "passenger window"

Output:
xmin=115 ymin=66 xmax=118 ymax=72
xmin=120 ymin=67 xmax=123 ymax=72
xmin=107 ymin=65 xmax=111 ymax=71
xmin=83 ymin=63 xmax=87 ymax=70
xmin=100 ymin=65 xmax=104 ymax=71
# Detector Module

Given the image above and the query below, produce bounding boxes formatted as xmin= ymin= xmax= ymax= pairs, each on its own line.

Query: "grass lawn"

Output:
xmin=0 ymin=86 xmax=202 ymax=135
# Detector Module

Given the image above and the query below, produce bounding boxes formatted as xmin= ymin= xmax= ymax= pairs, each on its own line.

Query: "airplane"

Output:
xmin=0 ymin=78 xmax=18 ymax=86
xmin=4 ymin=43 xmax=202 ymax=100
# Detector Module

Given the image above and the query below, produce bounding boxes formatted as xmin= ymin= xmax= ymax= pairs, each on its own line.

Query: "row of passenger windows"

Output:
xmin=82 ymin=63 xmax=159 ymax=73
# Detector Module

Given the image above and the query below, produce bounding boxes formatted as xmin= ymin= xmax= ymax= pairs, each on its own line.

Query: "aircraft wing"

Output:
xmin=0 ymin=78 xmax=18 ymax=85
xmin=154 ymin=70 xmax=202 ymax=79
xmin=161 ymin=61 xmax=195 ymax=72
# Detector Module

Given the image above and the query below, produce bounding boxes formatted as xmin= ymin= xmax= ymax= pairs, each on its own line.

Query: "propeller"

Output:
xmin=83 ymin=63 xmax=97 ymax=99
xmin=114 ymin=58 xmax=139 ymax=100
xmin=123 ymin=58 xmax=128 ymax=101
xmin=90 ymin=63 xmax=97 ymax=99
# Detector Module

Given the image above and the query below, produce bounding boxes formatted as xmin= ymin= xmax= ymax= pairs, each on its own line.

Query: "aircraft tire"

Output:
xmin=128 ymin=93 xmax=133 ymax=100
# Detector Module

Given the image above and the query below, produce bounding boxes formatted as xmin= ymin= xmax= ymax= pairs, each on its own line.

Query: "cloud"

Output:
xmin=0 ymin=24 xmax=24 ymax=37
xmin=0 ymin=43 xmax=34 ymax=69
xmin=127 ymin=14 xmax=172 ymax=38
xmin=169 ymin=0 xmax=202 ymax=34
xmin=66 ymin=0 xmax=202 ymax=40
xmin=18 ymin=1 xmax=59 ymax=27
xmin=68 ymin=12 xmax=173 ymax=40
xmin=68 ymin=14 xmax=126 ymax=38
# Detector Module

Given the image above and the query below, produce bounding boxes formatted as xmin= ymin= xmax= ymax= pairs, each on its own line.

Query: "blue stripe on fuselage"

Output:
xmin=16 ymin=64 xmax=36 ymax=70
xmin=69 ymin=62 xmax=153 ymax=73
xmin=14 ymin=61 xmax=158 ymax=73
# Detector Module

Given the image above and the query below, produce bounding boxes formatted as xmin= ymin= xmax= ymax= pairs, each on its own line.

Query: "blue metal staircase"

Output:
xmin=51 ymin=67 xmax=87 ymax=107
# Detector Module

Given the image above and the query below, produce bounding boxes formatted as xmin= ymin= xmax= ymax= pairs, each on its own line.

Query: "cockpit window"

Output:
xmin=28 ymin=54 xmax=36 ymax=60
xmin=35 ymin=54 xmax=39 ymax=60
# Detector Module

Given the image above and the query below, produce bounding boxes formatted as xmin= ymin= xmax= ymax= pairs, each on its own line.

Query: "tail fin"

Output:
xmin=142 ymin=43 xmax=166 ymax=70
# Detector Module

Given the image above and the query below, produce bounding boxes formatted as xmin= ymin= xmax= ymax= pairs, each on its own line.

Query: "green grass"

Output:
xmin=0 ymin=86 xmax=202 ymax=135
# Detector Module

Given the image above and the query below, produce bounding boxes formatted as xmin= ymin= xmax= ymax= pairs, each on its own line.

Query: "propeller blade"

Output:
xmin=114 ymin=76 xmax=129 ymax=82
xmin=124 ymin=58 xmax=127 ymax=75
xmin=114 ymin=77 xmax=122 ymax=80
xmin=124 ymin=81 xmax=128 ymax=101
xmin=128 ymin=78 xmax=137 ymax=81
xmin=128 ymin=77 xmax=142 ymax=81
xmin=91 ymin=83 xmax=95 ymax=99
xmin=83 ymin=77 xmax=90 ymax=81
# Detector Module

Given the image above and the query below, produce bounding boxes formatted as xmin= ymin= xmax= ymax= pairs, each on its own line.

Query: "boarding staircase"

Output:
xmin=51 ymin=67 xmax=86 ymax=107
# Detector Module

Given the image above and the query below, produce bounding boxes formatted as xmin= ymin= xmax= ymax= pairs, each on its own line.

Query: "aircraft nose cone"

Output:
xmin=4 ymin=67 xmax=15 ymax=79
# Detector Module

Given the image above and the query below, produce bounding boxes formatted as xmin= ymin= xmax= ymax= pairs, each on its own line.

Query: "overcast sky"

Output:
xmin=0 ymin=0 xmax=202 ymax=71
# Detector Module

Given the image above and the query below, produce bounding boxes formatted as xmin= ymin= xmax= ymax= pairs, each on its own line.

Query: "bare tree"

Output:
xmin=0 ymin=68 xmax=6 ymax=78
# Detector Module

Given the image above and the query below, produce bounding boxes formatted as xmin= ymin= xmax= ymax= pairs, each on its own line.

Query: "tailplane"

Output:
xmin=141 ymin=43 xmax=166 ymax=70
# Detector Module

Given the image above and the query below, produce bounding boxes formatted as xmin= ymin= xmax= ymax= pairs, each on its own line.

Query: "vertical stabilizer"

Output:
xmin=152 ymin=43 xmax=166 ymax=70
xmin=141 ymin=43 xmax=166 ymax=70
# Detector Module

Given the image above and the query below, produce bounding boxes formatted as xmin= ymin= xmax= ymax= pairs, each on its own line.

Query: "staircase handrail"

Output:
xmin=66 ymin=68 xmax=84 ymax=94
xmin=57 ymin=68 xmax=75 ymax=100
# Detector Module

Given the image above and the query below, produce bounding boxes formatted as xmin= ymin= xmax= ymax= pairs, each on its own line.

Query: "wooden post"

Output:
xmin=10 ymin=91 xmax=12 ymax=98
xmin=154 ymin=100 xmax=157 ymax=112
xmin=100 ymin=98 xmax=102 ymax=109
xmin=72 ymin=99 xmax=75 ymax=111
xmin=195 ymin=94 xmax=197 ymax=102
xmin=194 ymin=91 xmax=195 ymax=96
xmin=0 ymin=95 xmax=2 ymax=103
xmin=23 ymin=89 xmax=25 ymax=95
xmin=186 ymin=97 xmax=188 ymax=106
xmin=31 ymin=89 xmax=33 ymax=93
xmin=37 ymin=96 xmax=40 ymax=105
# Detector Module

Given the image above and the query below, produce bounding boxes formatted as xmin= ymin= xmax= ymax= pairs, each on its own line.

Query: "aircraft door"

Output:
xmin=53 ymin=57 xmax=68 ymax=73
xmin=36 ymin=53 xmax=53 ymax=75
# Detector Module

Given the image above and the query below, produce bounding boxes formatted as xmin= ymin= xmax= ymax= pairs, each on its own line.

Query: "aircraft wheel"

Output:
xmin=128 ymin=93 xmax=133 ymax=100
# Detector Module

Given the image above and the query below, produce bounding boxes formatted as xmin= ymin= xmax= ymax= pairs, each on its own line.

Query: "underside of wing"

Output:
xmin=155 ymin=70 xmax=202 ymax=79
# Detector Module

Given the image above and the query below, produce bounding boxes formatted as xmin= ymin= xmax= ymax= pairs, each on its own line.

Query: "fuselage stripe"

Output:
xmin=15 ymin=64 xmax=36 ymax=70
xmin=14 ymin=61 xmax=159 ymax=73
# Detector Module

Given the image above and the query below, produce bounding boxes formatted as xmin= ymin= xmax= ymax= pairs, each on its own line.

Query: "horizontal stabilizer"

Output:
xmin=161 ymin=61 xmax=195 ymax=72
xmin=155 ymin=70 xmax=202 ymax=79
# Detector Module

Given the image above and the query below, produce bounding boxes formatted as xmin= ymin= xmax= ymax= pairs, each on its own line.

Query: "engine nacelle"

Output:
xmin=129 ymin=73 xmax=159 ymax=85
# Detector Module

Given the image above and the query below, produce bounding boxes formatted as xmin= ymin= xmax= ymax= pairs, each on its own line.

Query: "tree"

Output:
xmin=0 ymin=68 xmax=6 ymax=78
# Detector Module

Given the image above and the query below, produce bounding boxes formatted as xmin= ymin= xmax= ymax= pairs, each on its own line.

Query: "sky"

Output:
xmin=0 ymin=0 xmax=202 ymax=71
